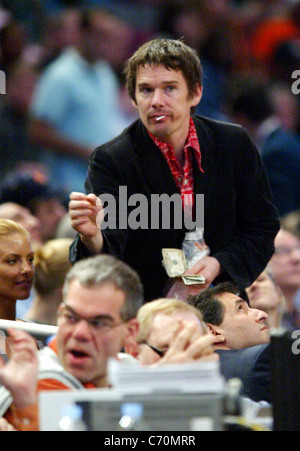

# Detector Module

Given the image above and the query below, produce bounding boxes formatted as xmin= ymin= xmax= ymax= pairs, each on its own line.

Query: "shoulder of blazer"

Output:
xmin=193 ymin=114 xmax=252 ymax=151
xmin=216 ymin=344 xmax=270 ymax=378
xmin=193 ymin=114 xmax=245 ymax=135
xmin=193 ymin=115 xmax=261 ymax=181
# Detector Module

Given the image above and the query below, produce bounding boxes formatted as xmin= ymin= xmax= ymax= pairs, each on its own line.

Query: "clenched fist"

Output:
xmin=69 ymin=192 xmax=104 ymax=254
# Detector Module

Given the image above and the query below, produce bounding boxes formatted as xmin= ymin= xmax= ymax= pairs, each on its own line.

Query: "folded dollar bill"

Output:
xmin=162 ymin=249 xmax=206 ymax=286
xmin=181 ymin=275 xmax=206 ymax=286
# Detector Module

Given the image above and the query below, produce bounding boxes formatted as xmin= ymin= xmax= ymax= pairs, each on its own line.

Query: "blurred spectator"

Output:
xmin=0 ymin=172 xmax=66 ymax=243
xmin=29 ymin=6 xmax=131 ymax=193
xmin=250 ymin=0 xmax=300 ymax=73
xmin=133 ymin=297 xmax=216 ymax=366
xmin=269 ymin=228 xmax=300 ymax=330
xmin=0 ymin=202 xmax=42 ymax=246
xmin=281 ymin=208 xmax=300 ymax=241
xmin=0 ymin=219 xmax=34 ymax=321
xmin=271 ymin=37 xmax=300 ymax=84
xmin=0 ymin=7 xmax=10 ymax=66
xmin=55 ymin=213 xmax=77 ymax=240
xmin=0 ymin=17 xmax=29 ymax=71
xmin=0 ymin=60 xmax=40 ymax=178
xmin=89 ymin=8 xmax=135 ymax=82
xmin=246 ymin=267 xmax=286 ymax=329
xmin=227 ymin=77 xmax=274 ymax=146
xmin=227 ymin=77 xmax=300 ymax=216
xmin=0 ymin=0 xmax=46 ymax=42
xmin=268 ymin=82 xmax=300 ymax=134
xmin=25 ymin=238 xmax=72 ymax=325
xmin=37 ymin=8 xmax=81 ymax=70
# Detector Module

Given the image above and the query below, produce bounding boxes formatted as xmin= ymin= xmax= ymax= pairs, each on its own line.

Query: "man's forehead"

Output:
xmin=68 ymin=278 xmax=123 ymax=293
xmin=217 ymin=292 xmax=243 ymax=309
xmin=148 ymin=312 xmax=180 ymax=343
xmin=275 ymin=230 xmax=300 ymax=247
xmin=66 ymin=279 xmax=125 ymax=313
xmin=136 ymin=63 xmax=182 ymax=79
xmin=0 ymin=202 xmax=29 ymax=218
xmin=150 ymin=310 xmax=201 ymax=332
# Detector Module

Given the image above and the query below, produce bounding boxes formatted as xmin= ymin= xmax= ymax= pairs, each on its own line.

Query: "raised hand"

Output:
xmin=154 ymin=320 xmax=218 ymax=365
xmin=69 ymin=192 xmax=104 ymax=253
xmin=0 ymin=417 xmax=17 ymax=431
xmin=0 ymin=329 xmax=38 ymax=409
xmin=185 ymin=256 xmax=222 ymax=290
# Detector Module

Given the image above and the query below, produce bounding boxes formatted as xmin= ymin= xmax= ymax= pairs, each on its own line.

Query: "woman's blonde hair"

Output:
xmin=34 ymin=239 xmax=73 ymax=296
xmin=136 ymin=297 xmax=206 ymax=343
xmin=0 ymin=218 xmax=30 ymax=242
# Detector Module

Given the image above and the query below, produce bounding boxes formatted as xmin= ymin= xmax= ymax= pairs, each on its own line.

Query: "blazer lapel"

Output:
xmin=193 ymin=116 xmax=219 ymax=214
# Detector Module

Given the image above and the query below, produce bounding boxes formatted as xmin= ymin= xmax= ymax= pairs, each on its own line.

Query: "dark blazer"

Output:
xmin=216 ymin=344 xmax=271 ymax=403
xmin=70 ymin=115 xmax=280 ymax=301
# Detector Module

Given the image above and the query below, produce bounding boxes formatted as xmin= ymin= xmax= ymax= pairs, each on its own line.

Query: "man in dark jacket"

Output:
xmin=69 ymin=38 xmax=280 ymax=302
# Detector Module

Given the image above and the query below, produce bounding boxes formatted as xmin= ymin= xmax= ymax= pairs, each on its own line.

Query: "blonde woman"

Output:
xmin=25 ymin=239 xmax=73 ymax=325
xmin=0 ymin=219 xmax=34 ymax=321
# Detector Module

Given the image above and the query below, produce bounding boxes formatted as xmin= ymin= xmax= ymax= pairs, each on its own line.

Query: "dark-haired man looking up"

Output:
xmin=188 ymin=283 xmax=272 ymax=403
xmin=188 ymin=282 xmax=270 ymax=350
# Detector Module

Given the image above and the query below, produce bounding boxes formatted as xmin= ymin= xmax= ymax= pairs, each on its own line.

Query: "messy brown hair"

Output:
xmin=124 ymin=38 xmax=203 ymax=106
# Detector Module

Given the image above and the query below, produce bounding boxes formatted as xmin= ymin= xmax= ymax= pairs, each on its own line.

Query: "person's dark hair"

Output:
xmin=79 ymin=6 xmax=109 ymax=32
xmin=79 ymin=7 xmax=94 ymax=31
xmin=228 ymin=79 xmax=273 ymax=124
xmin=124 ymin=38 xmax=203 ymax=108
xmin=186 ymin=282 xmax=239 ymax=325
xmin=63 ymin=255 xmax=144 ymax=321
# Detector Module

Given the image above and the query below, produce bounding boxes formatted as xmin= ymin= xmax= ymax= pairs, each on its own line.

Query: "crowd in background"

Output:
xmin=0 ymin=0 xmax=299 ymax=321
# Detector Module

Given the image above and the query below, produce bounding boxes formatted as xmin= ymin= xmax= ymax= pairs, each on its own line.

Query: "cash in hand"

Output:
xmin=162 ymin=249 xmax=206 ymax=286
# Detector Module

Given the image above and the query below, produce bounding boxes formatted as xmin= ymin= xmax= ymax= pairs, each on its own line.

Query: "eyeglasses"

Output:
xmin=60 ymin=304 xmax=125 ymax=334
xmin=275 ymin=246 xmax=300 ymax=256
xmin=139 ymin=341 xmax=167 ymax=358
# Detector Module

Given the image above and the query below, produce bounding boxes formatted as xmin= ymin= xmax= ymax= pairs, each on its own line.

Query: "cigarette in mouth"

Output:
xmin=156 ymin=115 xmax=166 ymax=121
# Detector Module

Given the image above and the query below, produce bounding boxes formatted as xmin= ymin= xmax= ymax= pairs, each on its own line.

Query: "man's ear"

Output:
xmin=191 ymin=84 xmax=203 ymax=108
xmin=127 ymin=318 xmax=140 ymax=339
xmin=206 ymin=323 xmax=226 ymax=345
xmin=56 ymin=303 xmax=64 ymax=325
xmin=131 ymin=98 xmax=138 ymax=110
xmin=124 ymin=319 xmax=140 ymax=357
